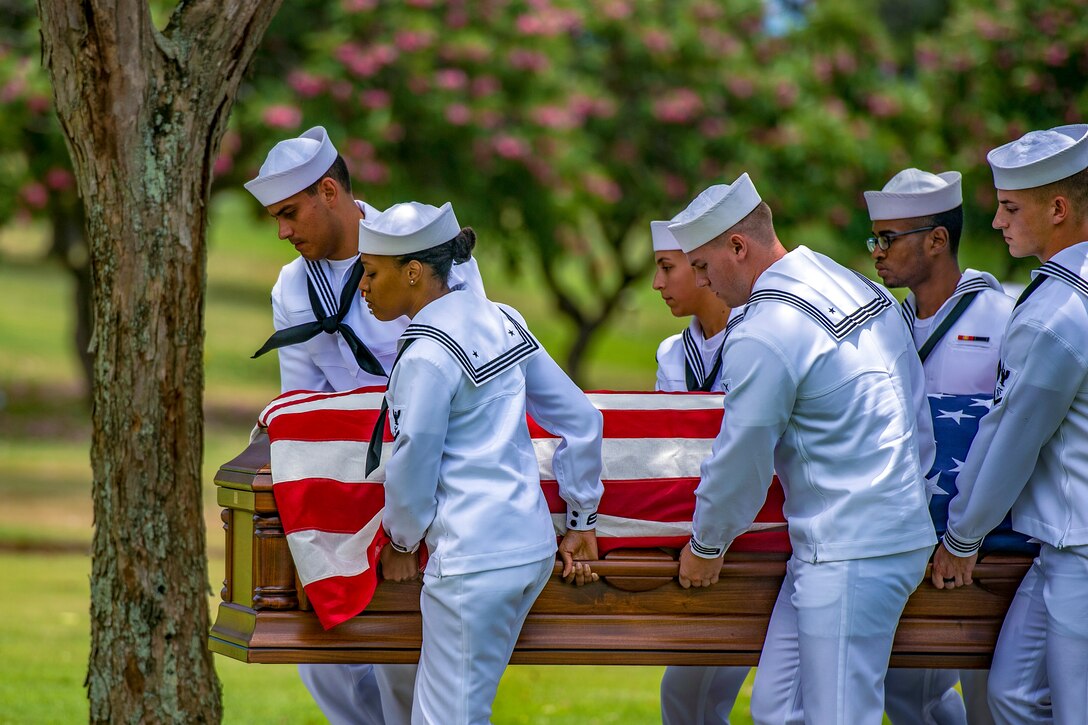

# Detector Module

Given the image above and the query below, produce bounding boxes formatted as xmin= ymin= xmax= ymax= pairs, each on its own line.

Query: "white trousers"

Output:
xmin=884 ymin=668 xmax=966 ymax=725
xmin=660 ymin=665 xmax=750 ymax=724
xmin=299 ymin=663 xmax=417 ymax=725
xmin=988 ymin=544 xmax=1088 ymax=724
xmin=299 ymin=663 xmax=385 ymax=725
xmin=749 ymin=547 xmax=931 ymax=725
xmin=412 ymin=557 xmax=553 ymax=725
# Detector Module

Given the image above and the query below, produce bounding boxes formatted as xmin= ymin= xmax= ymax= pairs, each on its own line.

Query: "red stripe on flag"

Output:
xmin=542 ymin=479 xmax=696 ymax=523
xmin=274 ymin=478 xmax=385 ymax=534
xmin=271 ymin=408 xmax=390 ymax=443
xmin=528 ymin=407 xmax=724 ymax=439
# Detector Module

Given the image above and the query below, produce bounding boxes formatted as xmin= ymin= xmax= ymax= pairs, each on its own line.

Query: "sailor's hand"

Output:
xmin=679 ymin=543 xmax=723 ymax=589
xmin=559 ymin=529 xmax=599 ymax=586
xmin=379 ymin=544 xmax=421 ymax=582
xmin=931 ymin=542 xmax=976 ymax=590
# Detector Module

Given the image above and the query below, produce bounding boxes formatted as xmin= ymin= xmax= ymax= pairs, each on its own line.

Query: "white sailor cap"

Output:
xmin=988 ymin=124 xmax=1088 ymax=190
xmin=667 ymin=174 xmax=762 ymax=253
xmin=359 ymin=201 xmax=461 ymax=255
xmin=864 ymin=169 xmax=962 ymax=221
xmin=244 ymin=126 xmax=339 ymax=206
xmin=650 ymin=220 xmax=682 ymax=252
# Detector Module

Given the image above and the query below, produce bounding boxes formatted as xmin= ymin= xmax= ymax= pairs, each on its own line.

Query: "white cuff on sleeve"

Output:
xmin=565 ymin=507 xmax=598 ymax=532
xmin=385 ymin=528 xmax=421 ymax=554
xmin=689 ymin=535 xmax=725 ymax=559
xmin=942 ymin=527 xmax=982 ymax=557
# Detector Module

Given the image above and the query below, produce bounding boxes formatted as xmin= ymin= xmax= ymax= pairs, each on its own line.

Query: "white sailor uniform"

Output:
xmin=269 ymin=202 xmax=485 ymax=393
xmin=654 ymin=311 xmax=744 ymax=394
xmin=944 ymin=243 xmax=1088 ymax=725
xmin=380 ymin=290 xmax=603 ymax=725
xmin=655 ymin=312 xmax=752 ymax=725
xmin=271 ymin=205 xmax=485 ymax=725
xmin=884 ymin=270 xmax=1015 ymax=725
xmin=688 ymin=247 xmax=937 ymax=725
xmin=901 ymin=269 xmax=1012 ymax=396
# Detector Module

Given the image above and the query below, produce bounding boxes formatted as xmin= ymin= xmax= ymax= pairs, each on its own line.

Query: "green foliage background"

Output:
xmin=5 ymin=0 xmax=1088 ymax=373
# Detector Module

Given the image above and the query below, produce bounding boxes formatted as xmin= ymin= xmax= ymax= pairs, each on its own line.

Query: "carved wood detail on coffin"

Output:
xmin=252 ymin=513 xmax=299 ymax=610
xmin=601 ymin=548 xmax=675 ymax=592
xmin=221 ymin=508 xmax=232 ymax=603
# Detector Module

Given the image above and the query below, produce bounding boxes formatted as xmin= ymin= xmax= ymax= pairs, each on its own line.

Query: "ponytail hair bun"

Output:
xmin=451 ymin=227 xmax=476 ymax=263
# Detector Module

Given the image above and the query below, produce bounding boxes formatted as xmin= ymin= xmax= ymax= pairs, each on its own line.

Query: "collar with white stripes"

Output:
xmin=1028 ymin=260 xmax=1088 ymax=302
xmin=400 ymin=308 xmax=541 ymax=386
xmin=901 ymin=272 xmax=995 ymax=328
xmin=304 ymin=257 xmax=359 ymax=318
xmin=747 ymin=271 xmax=891 ymax=341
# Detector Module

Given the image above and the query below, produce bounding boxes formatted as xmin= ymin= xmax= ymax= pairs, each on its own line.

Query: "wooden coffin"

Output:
xmin=208 ymin=433 xmax=1031 ymax=669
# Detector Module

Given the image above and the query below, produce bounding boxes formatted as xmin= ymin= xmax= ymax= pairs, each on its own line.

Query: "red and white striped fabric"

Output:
xmin=259 ymin=387 xmax=787 ymax=629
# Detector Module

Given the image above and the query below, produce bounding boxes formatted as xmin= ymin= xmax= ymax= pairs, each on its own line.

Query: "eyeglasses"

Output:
xmin=865 ymin=225 xmax=936 ymax=252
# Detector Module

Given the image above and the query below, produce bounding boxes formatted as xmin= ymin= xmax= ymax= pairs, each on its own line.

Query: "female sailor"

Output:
xmin=358 ymin=200 xmax=604 ymax=724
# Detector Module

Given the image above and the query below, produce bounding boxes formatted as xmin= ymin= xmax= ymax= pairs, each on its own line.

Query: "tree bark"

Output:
xmin=35 ymin=2 xmax=282 ymax=722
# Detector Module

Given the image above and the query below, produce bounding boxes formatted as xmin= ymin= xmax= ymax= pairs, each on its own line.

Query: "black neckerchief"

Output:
xmin=252 ymin=259 xmax=385 ymax=377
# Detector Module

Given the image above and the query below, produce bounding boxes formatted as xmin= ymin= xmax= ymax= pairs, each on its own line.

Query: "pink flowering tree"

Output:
xmin=220 ymin=0 xmax=806 ymax=379
xmin=8 ymin=0 xmax=1088 ymax=385
xmin=216 ymin=0 xmax=953 ymax=379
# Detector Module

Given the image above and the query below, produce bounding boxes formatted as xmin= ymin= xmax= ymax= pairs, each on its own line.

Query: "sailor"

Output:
xmin=246 ymin=126 xmax=484 ymax=394
xmin=933 ymin=123 xmax=1088 ymax=724
xmin=244 ymin=127 xmax=484 ymax=724
xmin=649 ymin=218 xmax=752 ymax=724
xmin=357 ymin=200 xmax=604 ymax=725
xmin=651 ymin=219 xmax=743 ymax=394
xmin=672 ymin=174 xmax=937 ymax=725
xmin=866 ymin=168 xmax=1015 ymax=725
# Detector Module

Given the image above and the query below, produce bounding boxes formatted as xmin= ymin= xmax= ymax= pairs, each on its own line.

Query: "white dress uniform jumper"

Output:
xmin=256 ymin=224 xmax=484 ymax=725
xmin=942 ymin=123 xmax=1088 ymax=725
xmin=691 ymin=246 xmax=937 ymax=725
xmin=944 ymin=244 xmax=1088 ymax=724
xmin=373 ymin=290 xmax=603 ymax=724
xmin=901 ymin=269 xmax=1012 ymax=396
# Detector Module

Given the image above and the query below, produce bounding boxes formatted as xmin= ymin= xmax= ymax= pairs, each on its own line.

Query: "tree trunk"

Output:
xmin=35 ymin=2 xmax=282 ymax=722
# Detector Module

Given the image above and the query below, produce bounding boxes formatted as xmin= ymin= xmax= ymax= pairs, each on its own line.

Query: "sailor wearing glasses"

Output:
xmin=866 ymin=170 xmax=1014 ymax=725
xmin=866 ymin=170 xmax=1012 ymax=397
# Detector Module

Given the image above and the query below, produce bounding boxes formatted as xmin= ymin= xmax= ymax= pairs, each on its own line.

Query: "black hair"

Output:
xmin=921 ymin=205 xmax=964 ymax=257
xmin=303 ymin=155 xmax=352 ymax=197
xmin=396 ymin=227 xmax=476 ymax=282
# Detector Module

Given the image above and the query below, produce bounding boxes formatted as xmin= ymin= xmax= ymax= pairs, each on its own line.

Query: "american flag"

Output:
xmin=926 ymin=393 xmax=1037 ymax=558
xmin=259 ymin=387 xmax=788 ymax=629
